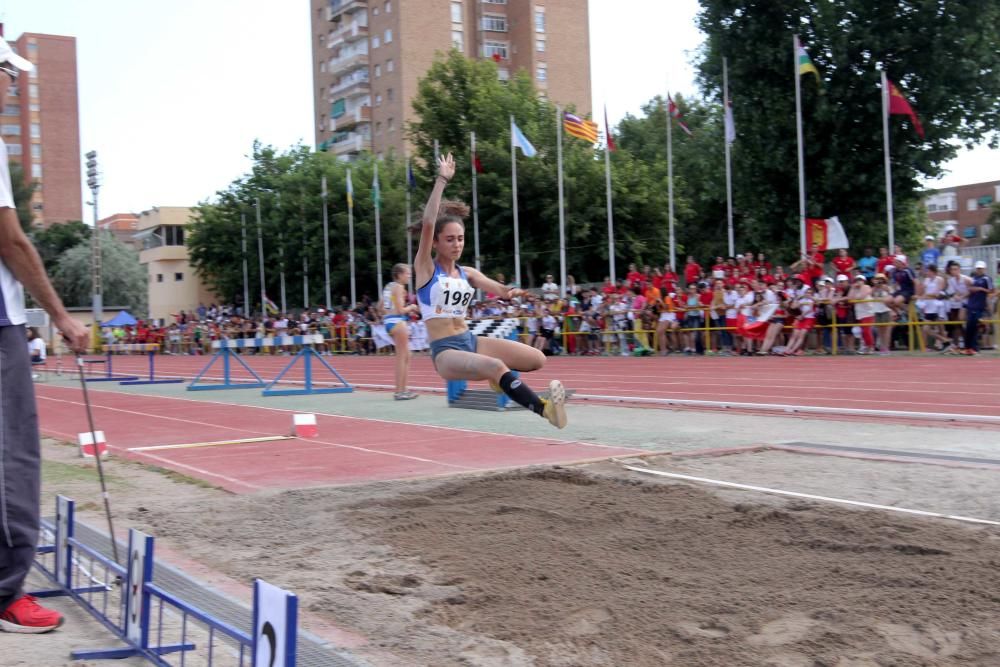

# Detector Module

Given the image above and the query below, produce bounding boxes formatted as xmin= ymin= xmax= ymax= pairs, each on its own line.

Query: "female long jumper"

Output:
xmin=414 ymin=154 xmax=567 ymax=428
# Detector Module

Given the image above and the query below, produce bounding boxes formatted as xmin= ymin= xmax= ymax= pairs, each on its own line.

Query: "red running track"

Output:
xmin=70 ymin=353 xmax=1000 ymax=419
xmin=35 ymin=384 xmax=642 ymax=493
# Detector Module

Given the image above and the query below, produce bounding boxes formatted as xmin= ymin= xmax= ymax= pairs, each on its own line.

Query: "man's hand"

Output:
xmin=55 ymin=316 xmax=90 ymax=353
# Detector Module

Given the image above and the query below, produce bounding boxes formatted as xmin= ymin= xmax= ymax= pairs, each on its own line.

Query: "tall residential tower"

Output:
xmin=310 ymin=0 xmax=591 ymax=159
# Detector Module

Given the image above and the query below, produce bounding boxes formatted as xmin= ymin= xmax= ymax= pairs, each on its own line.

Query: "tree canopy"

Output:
xmin=52 ymin=232 xmax=148 ymax=314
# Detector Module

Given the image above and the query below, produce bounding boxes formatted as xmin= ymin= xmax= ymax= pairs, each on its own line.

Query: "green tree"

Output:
xmin=30 ymin=220 xmax=90 ymax=275
xmin=9 ymin=161 xmax=38 ymax=231
xmin=984 ymin=203 xmax=1000 ymax=245
xmin=408 ymin=50 xmax=671 ymax=284
xmin=51 ymin=232 xmax=148 ymax=315
xmin=695 ymin=0 xmax=1000 ymax=258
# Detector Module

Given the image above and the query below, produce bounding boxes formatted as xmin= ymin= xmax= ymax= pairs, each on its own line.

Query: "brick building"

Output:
xmin=925 ymin=179 xmax=999 ymax=246
xmin=310 ymin=0 xmax=592 ymax=159
xmin=98 ymin=212 xmax=141 ymax=250
xmin=0 ymin=27 xmax=82 ymax=226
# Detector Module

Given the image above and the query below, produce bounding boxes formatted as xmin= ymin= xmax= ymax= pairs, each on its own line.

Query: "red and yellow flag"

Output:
xmin=563 ymin=112 xmax=599 ymax=144
xmin=887 ymin=79 xmax=925 ymax=138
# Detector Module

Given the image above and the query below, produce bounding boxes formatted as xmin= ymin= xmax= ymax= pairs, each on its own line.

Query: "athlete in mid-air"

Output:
xmin=414 ymin=154 xmax=567 ymax=428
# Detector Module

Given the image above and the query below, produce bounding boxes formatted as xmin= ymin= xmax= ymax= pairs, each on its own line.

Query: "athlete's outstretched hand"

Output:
xmin=437 ymin=153 xmax=455 ymax=182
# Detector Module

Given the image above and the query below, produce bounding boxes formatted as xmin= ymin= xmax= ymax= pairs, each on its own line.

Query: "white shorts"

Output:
xmin=659 ymin=312 xmax=677 ymax=323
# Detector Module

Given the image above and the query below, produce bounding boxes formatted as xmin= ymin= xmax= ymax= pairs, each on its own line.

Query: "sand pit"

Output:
xmin=80 ymin=454 xmax=997 ymax=666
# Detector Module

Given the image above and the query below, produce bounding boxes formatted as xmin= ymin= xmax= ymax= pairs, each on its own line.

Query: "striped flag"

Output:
xmin=604 ymin=106 xmax=616 ymax=151
xmin=667 ymin=95 xmax=693 ymax=136
xmin=563 ymin=112 xmax=599 ymax=143
xmin=263 ymin=295 xmax=279 ymax=315
xmin=795 ymin=35 xmax=821 ymax=85
xmin=346 ymin=170 xmax=354 ymax=207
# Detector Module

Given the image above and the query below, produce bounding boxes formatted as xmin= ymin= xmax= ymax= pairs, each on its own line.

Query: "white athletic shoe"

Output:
xmin=542 ymin=380 xmax=567 ymax=429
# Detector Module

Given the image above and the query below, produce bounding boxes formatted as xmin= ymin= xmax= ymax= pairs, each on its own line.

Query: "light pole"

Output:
xmin=85 ymin=151 xmax=102 ymax=332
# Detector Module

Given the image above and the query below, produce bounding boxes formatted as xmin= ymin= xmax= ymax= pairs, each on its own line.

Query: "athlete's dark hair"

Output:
xmin=434 ymin=200 xmax=470 ymax=240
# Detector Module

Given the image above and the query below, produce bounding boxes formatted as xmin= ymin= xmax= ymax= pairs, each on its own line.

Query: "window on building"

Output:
xmin=384 ymin=29 xmax=392 ymax=43
xmin=30 ymin=123 xmax=40 ymax=138
xmin=385 ymin=0 xmax=392 ymax=12
xmin=386 ymin=59 xmax=394 ymax=72
xmin=452 ymin=30 xmax=464 ymax=50
xmin=28 ymin=103 xmax=39 ymax=112
xmin=963 ymin=226 xmax=977 ymax=238
xmin=483 ymin=0 xmax=506 ymax=3
xmin=3 ymin=105 xmax=18 ymax=116
xmin=982 ymin=224 xmax=994 ymax=239
xmin=372 ymin=5 xmax=379 ymax=15
xmin=387 ymin=117 xmax=395 ymax=132
xmin=31 ymin=163 xmax=42 ymax=179
xmin=5 ymin=143 xmax=20 ymax=155
xmin=977 ymin=195 xmax=993 ymax=208
xmin=386 ymin=87 xmax=394 ymax=101
xmin=535 ymin=8 xmax=546 ymax=33
xmin=967 ymin=198 xmax=978 ymax=211
xmin=162 ymin=225 xmax=185 ymax=246
xmin=320 ymin=61 xmax=326 ymax=73
xmin=372 ymin=35 xmax=380 ymax=49
xmin=483 ymin=41 xmax=508 ymax=59
xmin=375 ymin=121 xmax=382 ymax=135
xmin=331 ymin=98 xmax=346 ymax=118
xmin=31 ymin=144 xmax=40 ymax=159
xmin=482 ymin=14 xmax=507 ymax=31
xmin=536 ymin=63 xmax=547 ymax=82
xmin=157 ymin=274 xmax=164 ymax=283
xmin=451 ymin=1 xmax=463 ymax=23
xmin=375 ymin=93 xmax=382 ymax=107
xmin=374 ymin=64 xmax=382 ymax=77
xmin=175 ymin=272 xmax=184 ymax=282
xmin=1 ymin=124 xmax=20 ymax=135
xmin=27 ymin=43 xmax=38 ymax=53
xmin=497 ymin=68 xmax=510 ymax=81
xmin=536 ymin=37 xmax=546 ymax=52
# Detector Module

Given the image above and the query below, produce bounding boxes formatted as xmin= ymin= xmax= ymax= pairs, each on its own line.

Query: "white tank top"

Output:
xmin=923 ymin=276 xmax=943 ymax=297
xmin=417 ymin=263 xmax=475 ymax=321
xmin=381 ymin=282 xmax=400 ymax=314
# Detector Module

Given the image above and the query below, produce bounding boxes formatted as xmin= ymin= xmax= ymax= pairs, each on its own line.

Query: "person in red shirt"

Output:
xmin=625 ymin=263 xmax=642 ymax=288
xmin=683 ymin=256 xmax=702 ymax=287
xmin=753 ymin=252 xmax=772 ymax=273
xmin=832 ymin=248 xmax=856 ymax=275
xmin=661 ymin=264 xmax=679 ymax=294
xmin=773 ymin=265 xmax=789 ymax=283
xmin=711 ymin=256 xmax=728 ymax=278
xmin=650 ymin=267 xmax=664 ymax=291
xmin=601 ymin=277 xmax=617 ymax=295
xmin=640 ymin=265 xmax=652 ymax=290
xmin=875 ymin=247 xmax=894 ymax=275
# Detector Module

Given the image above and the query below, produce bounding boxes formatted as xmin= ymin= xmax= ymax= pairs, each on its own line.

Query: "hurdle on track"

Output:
xmin=83 ymin=349 xmax=140 ymax=383
xmin=32 ymin=495 xmax=298 ymax=666
xmin=447 ymin=319 xmax=520 ymax=411
xmin=188 ymin=334 xmax=353 ymax=397
xmin=102 ymin=344 xmax=185 ymax=386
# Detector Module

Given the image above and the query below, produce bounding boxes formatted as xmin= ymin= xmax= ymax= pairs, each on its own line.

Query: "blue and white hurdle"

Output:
xmin=104 ymin=344 xmax=185 ymax=386
xmin=188 ymin=334 xmax=353 ymax=397
xmin=33 ymin=495 xmax=298 ymax=666
xmin=446 ymin=319 xmax=520 ymax=411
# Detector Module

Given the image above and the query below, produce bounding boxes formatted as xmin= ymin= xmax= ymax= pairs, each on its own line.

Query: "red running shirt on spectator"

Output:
xmin=832 ymin=255 xmax=856 ymax=275
xmin=684 ymin=262 xmax=702 ymax=285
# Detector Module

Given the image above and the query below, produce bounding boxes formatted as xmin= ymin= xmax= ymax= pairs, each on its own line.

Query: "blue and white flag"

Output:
xmin=511 ymin=120 xmax=537 ymax=157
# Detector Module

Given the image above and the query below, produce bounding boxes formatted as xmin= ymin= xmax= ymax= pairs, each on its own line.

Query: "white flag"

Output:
xmin=724 ymin=99 xmax=736 ymax=145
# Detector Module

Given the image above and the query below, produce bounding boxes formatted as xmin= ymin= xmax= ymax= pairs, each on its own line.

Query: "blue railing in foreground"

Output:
xmin=33 ymin=495 xmax=298 ymax=666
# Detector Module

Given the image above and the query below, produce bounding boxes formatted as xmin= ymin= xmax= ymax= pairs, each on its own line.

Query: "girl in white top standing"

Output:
xmin=414 ymin=155 xmax=567 ymax=428
xmin=381 ymin=263 xmax=419 ymax=400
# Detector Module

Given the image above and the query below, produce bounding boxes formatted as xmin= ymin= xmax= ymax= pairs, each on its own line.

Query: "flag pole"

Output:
xmin=604 ymin=107 xmax=616 ymax=284
xmin=321 ymin=175 xmax=332 ymax=309
xmin=301 ymin=190 xmax=309 ymax=309
xmin=433 ymin=139 xmax=440 ymax=163
xmin=723 ymin=57 xmax=735 ymax=257
xmin=667 ymin=94 xmax=676 ymax=274
xmin=374 ymin=161 xmax=383 ymax=295
xmin=255 ymin=196 xmax=266 ymax=316
xmin=405 ymin=158 xmax=414 ymax=294
xmin=794 ymin=35 xmax=807 ymax=255
xmin=347 ymin=168 xmax=357 ymax=306
xmin=556 ymin=105 xmax=567 ymax=298
xmin=880 ymin=69 xmax=895 ymax=251
xmin=471 ymin=131 xmax=481 ymax=272
xmin=241 ymin=212 xmax=250 ymax=318
xmin=276 ymin=192 xmax=286 ymax=314
xmin=510 ymin=114 xmax=521 ymax=287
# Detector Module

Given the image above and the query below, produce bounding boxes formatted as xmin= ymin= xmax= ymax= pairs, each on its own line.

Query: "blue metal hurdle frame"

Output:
xmin=262 ymin=341 xmax=353 ymax=397
xmin=32 ymin=495 xmax=298 ymax=666
xmin=111 ymin=344 xmax=185 ymax=386
xmin=84 ymin=351 xmax=140 ymax=383
xmin=187 ymin=346 xmax=267 ymax=391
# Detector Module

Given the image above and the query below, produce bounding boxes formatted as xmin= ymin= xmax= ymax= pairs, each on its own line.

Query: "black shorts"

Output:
xmin=924 ymin=313 xmax=939 ymax=322
xmin=892 ymin=290 xmax=913 ymax=303
xmin=540 ymin=328 xmax=554 ymax=339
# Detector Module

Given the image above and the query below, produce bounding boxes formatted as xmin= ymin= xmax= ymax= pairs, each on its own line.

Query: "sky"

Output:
xmin=2 ymin=0 xmax=997 ymax=218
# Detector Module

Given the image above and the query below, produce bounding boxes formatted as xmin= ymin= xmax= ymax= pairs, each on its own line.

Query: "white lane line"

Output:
xmin=620 ymin=464 xmax=1000 ymax=527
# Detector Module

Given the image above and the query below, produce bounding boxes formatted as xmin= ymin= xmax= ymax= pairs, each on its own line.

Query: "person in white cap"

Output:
xmin=920 ymin=234 xmax=941 ymax=270
xmin=962 ymin=260 xmax=995 ymax=355
xmin=0 ymin=38 xmax=90 ymax=635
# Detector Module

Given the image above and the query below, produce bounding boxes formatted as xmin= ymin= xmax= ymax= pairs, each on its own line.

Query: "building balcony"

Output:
xmin=139 ymin=244 xmax=188 ymax=264
xmin=330 ymin=76 xmax=371 ymax=98
xmin=328 ymin=51 xmax=369 ymax=74
xmin=328 ymin=132 xmax=368 ymax=155
xmin=327 ymin=0 xmax=367 ymax=22
xmin=328 ymin=20 xmax=368 ymax=48
xmin=332 ymin=106 xmax=371 ymax=130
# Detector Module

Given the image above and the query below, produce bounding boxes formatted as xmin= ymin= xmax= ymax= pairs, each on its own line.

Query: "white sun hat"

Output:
xmin=0 ymin=37 xmax=34 ymax=73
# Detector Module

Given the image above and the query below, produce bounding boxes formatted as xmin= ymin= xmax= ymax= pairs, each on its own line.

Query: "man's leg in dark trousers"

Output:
xmin=964 ymin=309 xmax=983 ymax=352
xmin=0 ymin=324 xmax=41 ymax=613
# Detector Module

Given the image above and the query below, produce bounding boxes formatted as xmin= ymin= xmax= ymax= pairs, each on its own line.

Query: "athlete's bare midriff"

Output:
xmin=426 ymin=317 xmax=469 ymax=341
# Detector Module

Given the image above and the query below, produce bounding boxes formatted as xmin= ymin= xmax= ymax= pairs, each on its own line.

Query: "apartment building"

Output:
xmin=925 ymin=179 xmax=999 ymax=245
xmin=310 ymin=0 xmax=591 ymax=159
xmin=0 ymin=27 xmax=82 ymax=226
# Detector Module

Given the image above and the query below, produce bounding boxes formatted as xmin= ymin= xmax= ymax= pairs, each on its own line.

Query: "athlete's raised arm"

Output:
xmin=414 ymin=154 xmax=455 ymax=284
